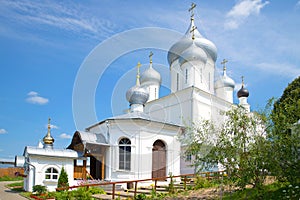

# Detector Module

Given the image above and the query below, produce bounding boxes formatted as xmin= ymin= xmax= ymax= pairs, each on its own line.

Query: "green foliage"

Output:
xmin=181 ymin=106 xmax=270 ymax=189
xmin=193 ymin=176 xmax=213 ymax=189
xmin=222 ymin=181 xmax=300 ymax=200
xmin=0 ymin=175 xmax=23 ymax=181
xmin=7 ymin=181 xmax=23 ymax=187
xmin=88 ymin=186 xmax=105 ymax=194
xmin=167 ymin=172 xmax=176 ymax=194
xmin=271 ymin=76 xmax=300 ymax=133
xmin=32 ymin=184 xmax=47 ymax=195
xmin=267 ymin=77 xmax=300 ymax=185
xmin=54 ymin=186 xmax=105 ymax=200
xmin=135 ymin=193 xmax=147 ymax=200
xmin=57 ymin=167 xmax=69 ymax=189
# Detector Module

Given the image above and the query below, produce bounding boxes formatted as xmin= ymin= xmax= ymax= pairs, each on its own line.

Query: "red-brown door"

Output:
xmin=152 ymin=140 xmax=166 ymax=178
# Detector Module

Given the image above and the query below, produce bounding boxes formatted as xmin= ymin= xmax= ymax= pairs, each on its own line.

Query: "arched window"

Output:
xmin=119 ymin=138 xmax=131 ymax=170
xmin=45 ymin=167 xmax=58 ymax=180
xmin=176 ymin=73 xmax=179 ymax=91
xmin=185 ymin=69 xmax=188 ymax=84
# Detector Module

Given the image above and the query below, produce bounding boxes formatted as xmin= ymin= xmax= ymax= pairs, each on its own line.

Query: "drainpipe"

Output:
xmin=26 ymin=160 xmax=36 ymax=192
xmin=106 ymin=120 xmax=112 ymax=181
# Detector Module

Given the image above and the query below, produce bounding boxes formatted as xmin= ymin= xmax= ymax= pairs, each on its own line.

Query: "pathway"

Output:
xmin=0 ymin=181 xmax=27 ymax=200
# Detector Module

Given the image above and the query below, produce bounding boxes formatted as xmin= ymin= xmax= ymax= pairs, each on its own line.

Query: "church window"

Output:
xmin=176 ymin=73 xmax=179 ymax=91
xmin=208 ymin=72 xmax=211 ymax=90
xmin=119 ymin=138 xmax=131 ymax=170
xmin=155 ymin=88 xmax=157 ymax=98
xmin=45 ymin=167 xmax=58 ymax=180
xmin=185 ymin=69 xmax=188 ymax=84
xmin=186 ymin=154 xmax=192 ymax=162
xmin=200 ymin=68 xmax=203 ymax=83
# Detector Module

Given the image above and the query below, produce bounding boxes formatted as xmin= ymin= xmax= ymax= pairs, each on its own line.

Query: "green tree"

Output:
xmin=181 ymin=106 xmax=271 ymax=189
xmin=269 ymin=76 xmax=300 ymax=184
xmin=57 ymin=167 xmax=69 ymax=189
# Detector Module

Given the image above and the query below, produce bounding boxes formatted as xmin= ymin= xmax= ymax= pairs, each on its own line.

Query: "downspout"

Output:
xmin=26 ymin=159 xmax=36 ymax=192
xmin=106 ymin=120 xmax=112 ymax=181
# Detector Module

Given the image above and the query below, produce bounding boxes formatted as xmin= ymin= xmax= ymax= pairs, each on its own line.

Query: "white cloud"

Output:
xmin=225 ymin=0 xmax=269 ymax=30
xmin=255 ymin=62 xmax=300 ymax=79
xmin=26 ymin=91 xmax=49 ymax=105
xmin=0 ymin=0 xmax=115 ymax=40
xmin=59 ymin=133 xmax=72 ymax=139
xmin=45 ymin=124 xmax=59 ymax=129
xmin=0 ymin=129 xmax=8 ymax=134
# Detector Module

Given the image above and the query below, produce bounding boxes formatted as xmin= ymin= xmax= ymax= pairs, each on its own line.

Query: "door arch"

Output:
xmin=152 ymin=140 xmax=166 ymax=178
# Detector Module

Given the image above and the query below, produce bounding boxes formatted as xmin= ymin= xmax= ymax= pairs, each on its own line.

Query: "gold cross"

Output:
xmin=221 ymin=59 xmax=228 ymax=71
xmin=190 ymin=25 xmax=197 ymax=40
xmin=136 ymin=62 xmax=141 ymax=85
xmin=189 ymin=3 xmax=197 ymax=18
xmin=149 ymin=51 xmax=153 ymax=64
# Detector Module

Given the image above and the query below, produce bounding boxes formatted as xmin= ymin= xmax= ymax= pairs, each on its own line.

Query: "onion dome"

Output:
xmin=126 ymin=85 xmax=149 ymax=105
xmin=215 ymin=61 xmax=235 ymax=89
xmin=126 ymin=62 xmax=149 ymax=105
xmin=43 ymin=118 xmax=54 ymax=146
xmin=237 ymin=77 xmax=249 ymax=98
xmin=140 ymin=54 xmax=161 ymax=85
xmin=179 ymin=42 xmax=207 ymax=66
xmin=167 ymin=17 xmax=218 ymax=65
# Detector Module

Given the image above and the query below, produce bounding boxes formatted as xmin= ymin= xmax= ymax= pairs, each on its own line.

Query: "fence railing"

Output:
xmin=56 ymin=171 xmax=225 ymax=199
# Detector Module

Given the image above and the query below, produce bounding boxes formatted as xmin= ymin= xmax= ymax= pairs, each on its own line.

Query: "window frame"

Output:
xmin=118 ymin=138 xmax=131 ymax=171
xmin=45 ymin=167 xmax=59 ymax=180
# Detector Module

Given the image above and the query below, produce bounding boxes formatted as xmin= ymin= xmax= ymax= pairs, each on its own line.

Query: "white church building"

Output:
xmin=15 ymin=3 xmax=251 ymax=192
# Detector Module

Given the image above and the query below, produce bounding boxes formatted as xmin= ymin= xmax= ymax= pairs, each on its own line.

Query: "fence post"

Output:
xmin=183 ymin=176 xmax=187 ymax=190
xmin=112 ymin=183 xmax=116 ymax=199
xmin=154 ymin=179 xmax=157 ymax=193
xmin=134 ymin=181 xmax=138 ymax=199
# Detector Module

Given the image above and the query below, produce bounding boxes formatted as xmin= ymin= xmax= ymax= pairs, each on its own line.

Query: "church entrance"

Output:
xmin=90 ymin=155 xmax=105 ymax=180
xmin=152 ymin=140 xmax=166 ymax=179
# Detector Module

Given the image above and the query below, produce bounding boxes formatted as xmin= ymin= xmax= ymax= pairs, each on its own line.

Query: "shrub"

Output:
xmin=57 ymin=167 xmax=69 ymax=189
xmin=194 ymin=176 xmax=212 ymax=189
xmin=32 ymin=185 xmax=47 ymax=195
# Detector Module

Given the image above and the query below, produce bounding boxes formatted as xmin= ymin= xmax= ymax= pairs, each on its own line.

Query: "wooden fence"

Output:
xmin=57 ymin=171 xmax=225 ymax=199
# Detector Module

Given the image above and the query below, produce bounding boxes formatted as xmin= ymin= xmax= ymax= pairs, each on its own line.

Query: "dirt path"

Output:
xmin=0 ymin=181 xmax=27 ymax=200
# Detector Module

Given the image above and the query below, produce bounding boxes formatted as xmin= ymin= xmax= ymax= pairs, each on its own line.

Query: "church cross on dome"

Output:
xmin=190 ymin=25 xmax=197 ymax=40
xmin=241 ymin=76 xmax=245 ymax=87
xmin=221 ymin=59 xmax=228 ymax=71
xmin=149 ymin=51 xmax=153 ymax=64
xmin=189 ymin=2 xmax=196 ymax=19
xmin=136 ymin=62 xmax=141 ymax=86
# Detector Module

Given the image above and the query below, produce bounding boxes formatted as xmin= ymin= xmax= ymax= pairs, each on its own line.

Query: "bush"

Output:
xmin=32 ymin=185 xmax=47 ymax=195
xmin=57 ymin=167 xmax=69 ymax=189
xmin=194 ymin=176 xmax=212 ymax=189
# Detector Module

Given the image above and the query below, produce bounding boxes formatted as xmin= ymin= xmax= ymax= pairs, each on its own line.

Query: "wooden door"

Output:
xmin=152 ymin=140 xmax=166 ymax=178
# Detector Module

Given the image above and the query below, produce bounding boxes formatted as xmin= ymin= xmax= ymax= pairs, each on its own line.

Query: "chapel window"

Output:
xmin=185 ymin=69 xmax=188 ymax=84
xmin=119 ymin=138 xmax=131 ymax=171
xmin=176 ymin=73 xmax=179 ymax=91
xmin=45 ymin=167 xmax=59 ymax=180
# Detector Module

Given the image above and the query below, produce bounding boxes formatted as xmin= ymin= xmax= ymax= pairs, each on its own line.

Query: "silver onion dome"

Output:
xmin=140 ymin=64 xmax=161 ymax=85
xmin=167 ymin=18 xmax=217 ymax=65
xmin=179 ymin=42 xmax=208 ymax=66
xmin=126 ymin=84 xmax=149 ymax=105
xmin=215 ymin=70 xmax=235 ymax=89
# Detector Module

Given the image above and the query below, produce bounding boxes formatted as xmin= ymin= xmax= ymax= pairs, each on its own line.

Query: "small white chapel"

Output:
xmin=15 ymin=3 xmax=251 ymax=192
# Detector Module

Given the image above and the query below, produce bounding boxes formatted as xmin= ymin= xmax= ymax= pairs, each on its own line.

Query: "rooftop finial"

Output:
xmin=190 ymin=25 xmax=197 ymax=40
xmin=136 ymin=62 xmax=141 ymax=86
xmin=241 ymin=76 xmax=245 ymax=87
xmin=149 ymin=51 xmax=153 ymax=64
xmin=221 ymin=59 xmax=228 ymax=72
xmin=43 ymin=117 xmax=54 ymax=147
xmin=189 ymin=2 xmax=196 ymax=20
xmin=47 ymin=117 xmax=51 ymax=133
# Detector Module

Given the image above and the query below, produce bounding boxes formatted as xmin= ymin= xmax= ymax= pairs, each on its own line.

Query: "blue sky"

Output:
xmin=0 ymin=0 xmax=299 ymax=161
